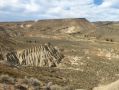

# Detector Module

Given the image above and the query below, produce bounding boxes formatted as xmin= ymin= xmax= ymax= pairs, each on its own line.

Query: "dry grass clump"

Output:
xmin=49 ymin=84 xmax=76 ymax=90
xmin=16 ymin=76 xmax=41 ymax=90
xmin=0 ymin=74 xmax=15 ymax=84
xmin=105 ymin=38 xmax=113 ymax=42
xmin=15 ymin=84 xmax=27 ymax=90
xmin=50 ymin=84 xmax=63 ymax=90
xmin=28 ymin=77 xmax=41 ymax=90
xmin=0 ymin=74 xmax=42 ymax=90
xmin=29 ymin=77 xmax=41 ymax=86
xmin=43 ymin=82 xmax=75 ymax=90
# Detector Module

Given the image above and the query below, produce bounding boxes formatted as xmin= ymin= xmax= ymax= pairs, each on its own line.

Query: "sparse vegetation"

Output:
xmin=0 ymin=74 xmax=15 ymax=84
xmin=0 ymin=19 xmax=119 ymax=90
xmin=0 ymin=74 xmax=42 ymax=90
xmin=105 ymin=38 xmax=114 ymax=42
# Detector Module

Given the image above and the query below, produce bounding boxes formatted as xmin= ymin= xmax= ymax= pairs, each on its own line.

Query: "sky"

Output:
xmin=0 ymin=0 xmax=119 ymax=22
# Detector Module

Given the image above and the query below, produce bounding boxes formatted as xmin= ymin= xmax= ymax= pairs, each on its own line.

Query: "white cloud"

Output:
xmin=0 ymin=0 xmax=119 ymax=21
xmin=25 ymin=0 xmax=40 ymax=13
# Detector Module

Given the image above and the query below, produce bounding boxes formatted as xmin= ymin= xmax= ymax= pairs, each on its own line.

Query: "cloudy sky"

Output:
xmin=0 ymin=0 xmax=119 ymax=22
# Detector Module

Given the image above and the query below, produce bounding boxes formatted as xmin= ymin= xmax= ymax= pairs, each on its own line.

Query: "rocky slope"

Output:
xmin=93 ymin=21 xmax=119 ymax=42
xmin=2 ymin=42 xmax=64 ymax=67
xmin=0 ymin=18 xmax=96 ymax=40
xmin=1 ymin=18 xmax=119 ymax=90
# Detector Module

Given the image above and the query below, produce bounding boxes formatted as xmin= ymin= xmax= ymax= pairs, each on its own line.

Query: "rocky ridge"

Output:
xmin=4 ymin=43 xmax=64 ymax=67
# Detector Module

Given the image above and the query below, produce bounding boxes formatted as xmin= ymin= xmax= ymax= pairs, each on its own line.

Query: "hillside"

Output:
xmin=0 ymin=18 xmax=96 ymax=40
xmin=93 ymin=21 xmax=119 ymax=42
xmin=0 ymin=18 xmax=119 ymax=90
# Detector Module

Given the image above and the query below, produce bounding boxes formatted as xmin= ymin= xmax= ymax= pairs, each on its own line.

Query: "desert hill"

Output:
xmin=93 ymin=21 xmax=119 ymax=42
xmin=0 ymin=18 xmax=96 ymax=40
xmin=0 ymin=18 xmax=119 ymax=90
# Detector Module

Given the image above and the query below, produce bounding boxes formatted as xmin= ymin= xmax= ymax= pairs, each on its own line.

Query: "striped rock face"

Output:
xmin=6 ymin=43 xmax=64 ymax=67
xmin=0 ymin=44 xmax=11 ymax=62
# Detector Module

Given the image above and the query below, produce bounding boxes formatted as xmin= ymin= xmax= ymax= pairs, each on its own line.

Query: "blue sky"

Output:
xmin=0 ymin=0 xmax=119 ymax=22
xmin=94 ymin=0 xmax=103 ymax=5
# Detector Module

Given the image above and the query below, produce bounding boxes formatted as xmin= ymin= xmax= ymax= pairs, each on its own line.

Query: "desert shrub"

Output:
xmin=0 ymin=54 xmax=4 ymax=60
xmin=105 ymin=38 xmax=109 ymax=41
xmin=15 ymin=84 xmax=27 ymax=90
xmin=16 ymin=77 xmax=41 ymax=90
xmin=110 ymin=39 xmax=113 ymax=42
xmin=23 ymin=77 xmax=41 ymax=90
xmin=29 ymin=77 xmax=41 ymax=86
xmin=50 ymin=84 xmax=63 ymax=90
xmin=22 ymin=76 xmax=29 ymax=85
xmin=50 ymin=85 xmax=74 ymax=90
xmin=43 ymin=82 xmax=53 ymax=90
xmin=0 ymin=74 xmax=15 ymax=84
xmin=63 ymin=86 xmax=75 ymax=90
xmin=105 ymin=38 xmax=114 ymax=42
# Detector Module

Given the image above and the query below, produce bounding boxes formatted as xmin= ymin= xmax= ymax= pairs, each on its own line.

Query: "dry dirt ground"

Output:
xmin=0 ymin=18 xmax=119 ymax=90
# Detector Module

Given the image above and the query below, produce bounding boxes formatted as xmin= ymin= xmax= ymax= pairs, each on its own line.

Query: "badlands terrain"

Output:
xmin=0 ymin=18 xmax=119 ymax=90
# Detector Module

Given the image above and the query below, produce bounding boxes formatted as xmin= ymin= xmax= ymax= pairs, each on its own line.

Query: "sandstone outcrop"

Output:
xmin=6 ymin=43 xmax=64 ymax=67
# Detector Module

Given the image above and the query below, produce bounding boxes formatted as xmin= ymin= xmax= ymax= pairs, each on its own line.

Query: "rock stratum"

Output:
xmin=4 ymin=43 xmax=64 ymax=67
xmin=0 ymin=43 xmax=64 ymax=67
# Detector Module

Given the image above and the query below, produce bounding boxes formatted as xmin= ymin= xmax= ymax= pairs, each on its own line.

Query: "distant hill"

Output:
xmin=93 ymin=21 xmax=119 ymax=42
xmin=0 ymin=18 xmax=96 ymax=39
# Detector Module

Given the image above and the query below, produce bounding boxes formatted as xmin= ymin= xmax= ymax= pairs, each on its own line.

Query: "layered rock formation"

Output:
xmin=0 ymin=36 xmax=20 ymax=63
xmin=0 ymin=18 xmax=96 ymax=39
xmin=6 ymin=43 xmax=64 ymax=67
